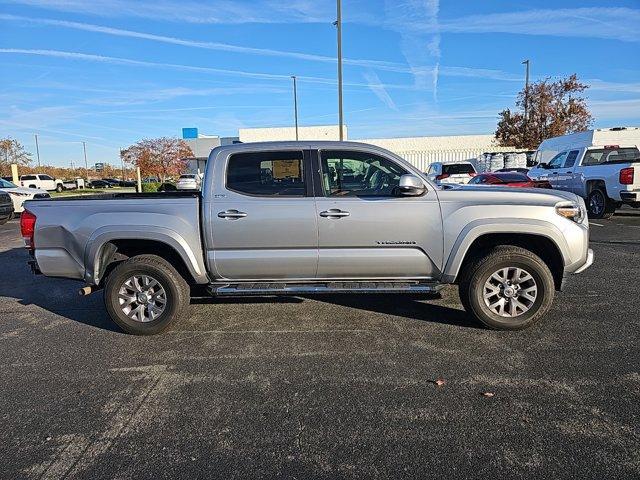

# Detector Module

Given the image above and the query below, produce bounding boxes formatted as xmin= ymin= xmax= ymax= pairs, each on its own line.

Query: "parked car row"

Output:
xmin=0 ymin=178 xmax=50 ymax=214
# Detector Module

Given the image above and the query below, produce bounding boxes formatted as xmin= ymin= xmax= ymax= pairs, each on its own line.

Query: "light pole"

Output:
xmin=82 ymin=141 xmax=89 ymax=183
xmin=34 ymin=134 xmax=41 ymax=168
xmin=522 ymin=59 xmax=530 ymax=136
xmin=291 ymin=76 xmax=299 ymax=141
xmin=335 ymin=0 xmax=344 ymax=141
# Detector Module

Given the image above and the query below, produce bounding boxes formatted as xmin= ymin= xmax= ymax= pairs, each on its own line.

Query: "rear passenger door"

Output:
xmin=208 ymin=148 xmax=318 ymax=280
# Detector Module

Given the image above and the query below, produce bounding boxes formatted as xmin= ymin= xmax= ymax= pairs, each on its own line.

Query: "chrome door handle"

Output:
xmin=319 ymin=209 xmax=350 ymax=218
xmin=218 ymin=209 xmax=247 ymax=219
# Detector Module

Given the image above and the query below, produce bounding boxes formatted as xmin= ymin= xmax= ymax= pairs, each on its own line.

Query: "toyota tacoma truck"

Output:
xmin=21 ymin=141 xmax=593 ymax=335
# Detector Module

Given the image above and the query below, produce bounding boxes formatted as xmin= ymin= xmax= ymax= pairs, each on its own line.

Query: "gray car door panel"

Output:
xmin=207 ymin=149 xmax=319 ymax=280
xmin=314 ymin=149 xmax=443 ymax=279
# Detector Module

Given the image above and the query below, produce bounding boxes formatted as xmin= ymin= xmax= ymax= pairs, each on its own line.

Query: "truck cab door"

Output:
xmin=313 ymin=149 xmax=443 ymax=279
xmin=543 ymin=151 xmax=569 ymax=190
xmin=205 ymin=148 xmax=318 ymax=281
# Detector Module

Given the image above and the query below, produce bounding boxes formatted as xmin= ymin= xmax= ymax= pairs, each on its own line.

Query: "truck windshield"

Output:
xmin=583 ymin=147 xmax=640 ymax=165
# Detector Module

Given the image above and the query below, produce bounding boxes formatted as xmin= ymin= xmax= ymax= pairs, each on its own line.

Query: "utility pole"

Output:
xmin=334 ymin=0 xmax=344 ymax=141
xmin=82 ymin=141 xmax=89 ymax=183
xmin=522 ymin=59 xmax=530 ymax=139
xmin=291 ymin=76 xmax=299 ymax=141
xmin=120 ymin=148 xmax=125 ymax=181
xmin=34 ymin=134 xmax=41 ymax=168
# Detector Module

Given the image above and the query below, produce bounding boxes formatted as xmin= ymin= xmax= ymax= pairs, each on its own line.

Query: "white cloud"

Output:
xmin=363 ymin=70 xmax=397 ymax=110
xmin=0 ymin=0 xmax=337 ymax=24
xmin=428 ymin=7 xmax=640 ymax=43
xmin=384 ymin=0 xmax=441 ymax=97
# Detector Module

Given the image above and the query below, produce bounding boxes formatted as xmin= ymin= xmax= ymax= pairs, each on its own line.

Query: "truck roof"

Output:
xmin=537 ymin=126 xmax=640 ymax=152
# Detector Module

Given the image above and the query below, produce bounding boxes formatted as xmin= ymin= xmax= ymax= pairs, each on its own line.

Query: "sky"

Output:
xmin=1 ymin=0 xmax=639 ymax=167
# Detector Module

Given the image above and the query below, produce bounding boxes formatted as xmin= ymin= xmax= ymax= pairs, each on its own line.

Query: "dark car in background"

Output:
xmin=88 ymin=179 xmax=114 ymax=189
xmin=468 ymin=172 xmax=552 ymax=189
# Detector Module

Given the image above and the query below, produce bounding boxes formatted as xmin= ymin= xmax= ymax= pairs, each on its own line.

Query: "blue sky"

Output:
xmin=1 ymin=0 xmax=639 ymax=167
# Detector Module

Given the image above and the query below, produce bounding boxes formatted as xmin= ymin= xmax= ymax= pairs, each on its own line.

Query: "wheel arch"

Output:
xmin=444 ymin=221 xmax=569 ymax=291
xmin=85 ymin=229 xmax=208 ymax=286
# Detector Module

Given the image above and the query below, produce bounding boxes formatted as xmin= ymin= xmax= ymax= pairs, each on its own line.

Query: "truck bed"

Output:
xmin=24 ymin=193 xmax=208 ymax=285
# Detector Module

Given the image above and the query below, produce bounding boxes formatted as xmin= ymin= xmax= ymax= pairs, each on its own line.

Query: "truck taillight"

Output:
xmin=20 ymin=209 xmax=36 ymax=249
xmin=619 ymin=167 xmax=634 ymax=185
xmin=436 ymin=173 xmax=450 ymax=181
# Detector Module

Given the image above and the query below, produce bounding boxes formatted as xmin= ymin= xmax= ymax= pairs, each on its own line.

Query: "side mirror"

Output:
xmin=397 ymin=174 xmax=426 ymax=196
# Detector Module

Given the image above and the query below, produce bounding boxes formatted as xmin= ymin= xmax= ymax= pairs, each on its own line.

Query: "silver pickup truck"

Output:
xmin=21 ymin=141 xmax=593 ymax=335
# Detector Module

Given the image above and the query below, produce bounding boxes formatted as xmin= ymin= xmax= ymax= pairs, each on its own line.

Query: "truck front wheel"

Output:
xmin=104 ymin=254 xmax=190 ymax=335
xmin=458 ymin=246 xmax=555 ymax=330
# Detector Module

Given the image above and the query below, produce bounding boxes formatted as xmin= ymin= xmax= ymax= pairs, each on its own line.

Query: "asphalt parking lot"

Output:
xmin=1 ymin=210 xmax=639 ymax=479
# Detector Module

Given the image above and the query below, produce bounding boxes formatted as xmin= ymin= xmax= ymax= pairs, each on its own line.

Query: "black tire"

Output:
xmin=0 ymin=216 xmax=8 ymax=225
xmin=587 ymin=188 xmax=615 ymax=219
xmin=458 ymin=246 xmax=555 ymax=331
xmin=55 ymin=184 xmax=64 ymax=193
xmin=104 ymin=254 xmax=190 ymax=335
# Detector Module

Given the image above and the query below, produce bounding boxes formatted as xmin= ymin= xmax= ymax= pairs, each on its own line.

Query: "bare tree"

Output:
xmin=0 ymin=137 xmax=32 ymax=175
xmin=120 ymin=137 xmax=193 ymax=182
xmin=496 ymin=74 xmax=592 ymax=149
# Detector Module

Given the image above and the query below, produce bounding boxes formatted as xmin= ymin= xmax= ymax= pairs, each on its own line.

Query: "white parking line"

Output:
xmin=589 ymin=222 xmax=604 ymax=227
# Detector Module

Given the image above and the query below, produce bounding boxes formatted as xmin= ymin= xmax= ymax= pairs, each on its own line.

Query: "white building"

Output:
xmin=239 ymin=125 xmax=347 ymax=143
xmin=183 ymin=125 xmax=517 ymax=174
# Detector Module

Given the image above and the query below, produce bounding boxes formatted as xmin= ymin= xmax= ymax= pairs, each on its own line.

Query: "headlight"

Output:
xmin=7 ymin=191 xmax=30 ymax=197
xmin=556 ymin=201 xmax=586 ymax=224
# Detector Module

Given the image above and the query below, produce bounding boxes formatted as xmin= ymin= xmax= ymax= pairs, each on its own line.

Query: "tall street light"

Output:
xmin=34 ymin=134 xmax=41 ymax=168
xmin=291 ymin=75 xmax=299 ymax=141
xmin=522 ymin=59 xmax=530 ymax=135
xmin=82 ymin=141 xmax=89 ymax=183
xmin=334 ymin=0 xmax=344 ymax=141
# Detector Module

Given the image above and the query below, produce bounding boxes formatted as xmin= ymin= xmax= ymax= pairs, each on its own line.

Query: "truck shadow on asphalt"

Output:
xmin=0 ymin=247 xmax=121 ymax=333
xmin=2 ymin=246 xmax=479 ymax=333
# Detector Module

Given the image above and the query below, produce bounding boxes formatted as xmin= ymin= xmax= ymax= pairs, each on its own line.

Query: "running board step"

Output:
xmin=207 ymin=281 xmax=443 ymax=297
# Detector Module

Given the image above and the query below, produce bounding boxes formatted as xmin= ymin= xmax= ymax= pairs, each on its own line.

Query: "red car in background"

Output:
xmin=467 ymin=172 xmax=552 ymax=189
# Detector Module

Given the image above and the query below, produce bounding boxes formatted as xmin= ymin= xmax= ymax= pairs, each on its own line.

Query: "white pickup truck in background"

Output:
xmin=529 ymin=127 xmax=640 ymax=218
xmin=19 ymin=174 xmax=84 ymax=192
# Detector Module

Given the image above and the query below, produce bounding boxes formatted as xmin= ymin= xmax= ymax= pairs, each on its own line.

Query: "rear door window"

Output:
xmin=564 ymin=150 xmax=579 ymax=168
xmin=39 ymin=175 xmax=54 ymax=180
xmin=226 ymin=151 xmax=306 ymax=196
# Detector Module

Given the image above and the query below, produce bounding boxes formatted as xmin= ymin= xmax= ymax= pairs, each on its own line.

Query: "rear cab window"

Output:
xmin=443 ymin=164 xmax=475 ymax=175
xmin=582 ymin=147 xmax=640 ymax=166
xmin=226 ymin=151 xmax=307 ymax=197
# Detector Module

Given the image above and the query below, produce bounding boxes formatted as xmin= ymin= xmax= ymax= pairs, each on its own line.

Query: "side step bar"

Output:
xmin=207 ymin=281 xmax=443 ymax=297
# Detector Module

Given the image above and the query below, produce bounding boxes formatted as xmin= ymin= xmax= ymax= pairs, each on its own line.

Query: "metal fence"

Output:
xmin=396 ymin=148 xmax=521 ymax=172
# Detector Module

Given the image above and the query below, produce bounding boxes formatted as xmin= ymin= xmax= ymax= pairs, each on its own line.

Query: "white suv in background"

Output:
xmin=176 ymin=173 xmax=202 ymax=190
xmin=0 ymin=178 xmax=50 ymax=213
xmin=19 ymin=174 xmax=65 ymax=192
xmin=426 ymin=161 xmax=477 ymax=185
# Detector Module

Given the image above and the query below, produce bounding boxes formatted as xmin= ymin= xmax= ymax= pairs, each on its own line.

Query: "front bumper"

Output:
xmin=561 ymin=248 xmax=594 ymax=290
xmin=573 ymin=248 xmax=594 ymax=274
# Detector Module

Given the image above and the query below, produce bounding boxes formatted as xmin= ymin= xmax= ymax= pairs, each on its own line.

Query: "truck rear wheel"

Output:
xmin=104 ymin=254 xmax=190 ymax=335
xmin=587 ymin=189 xmax=615 ymax=219
xmin=458 ymin=246 xmax=555 ymax=330
xmin=55 ymin=184 xmax=64 ymax=193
